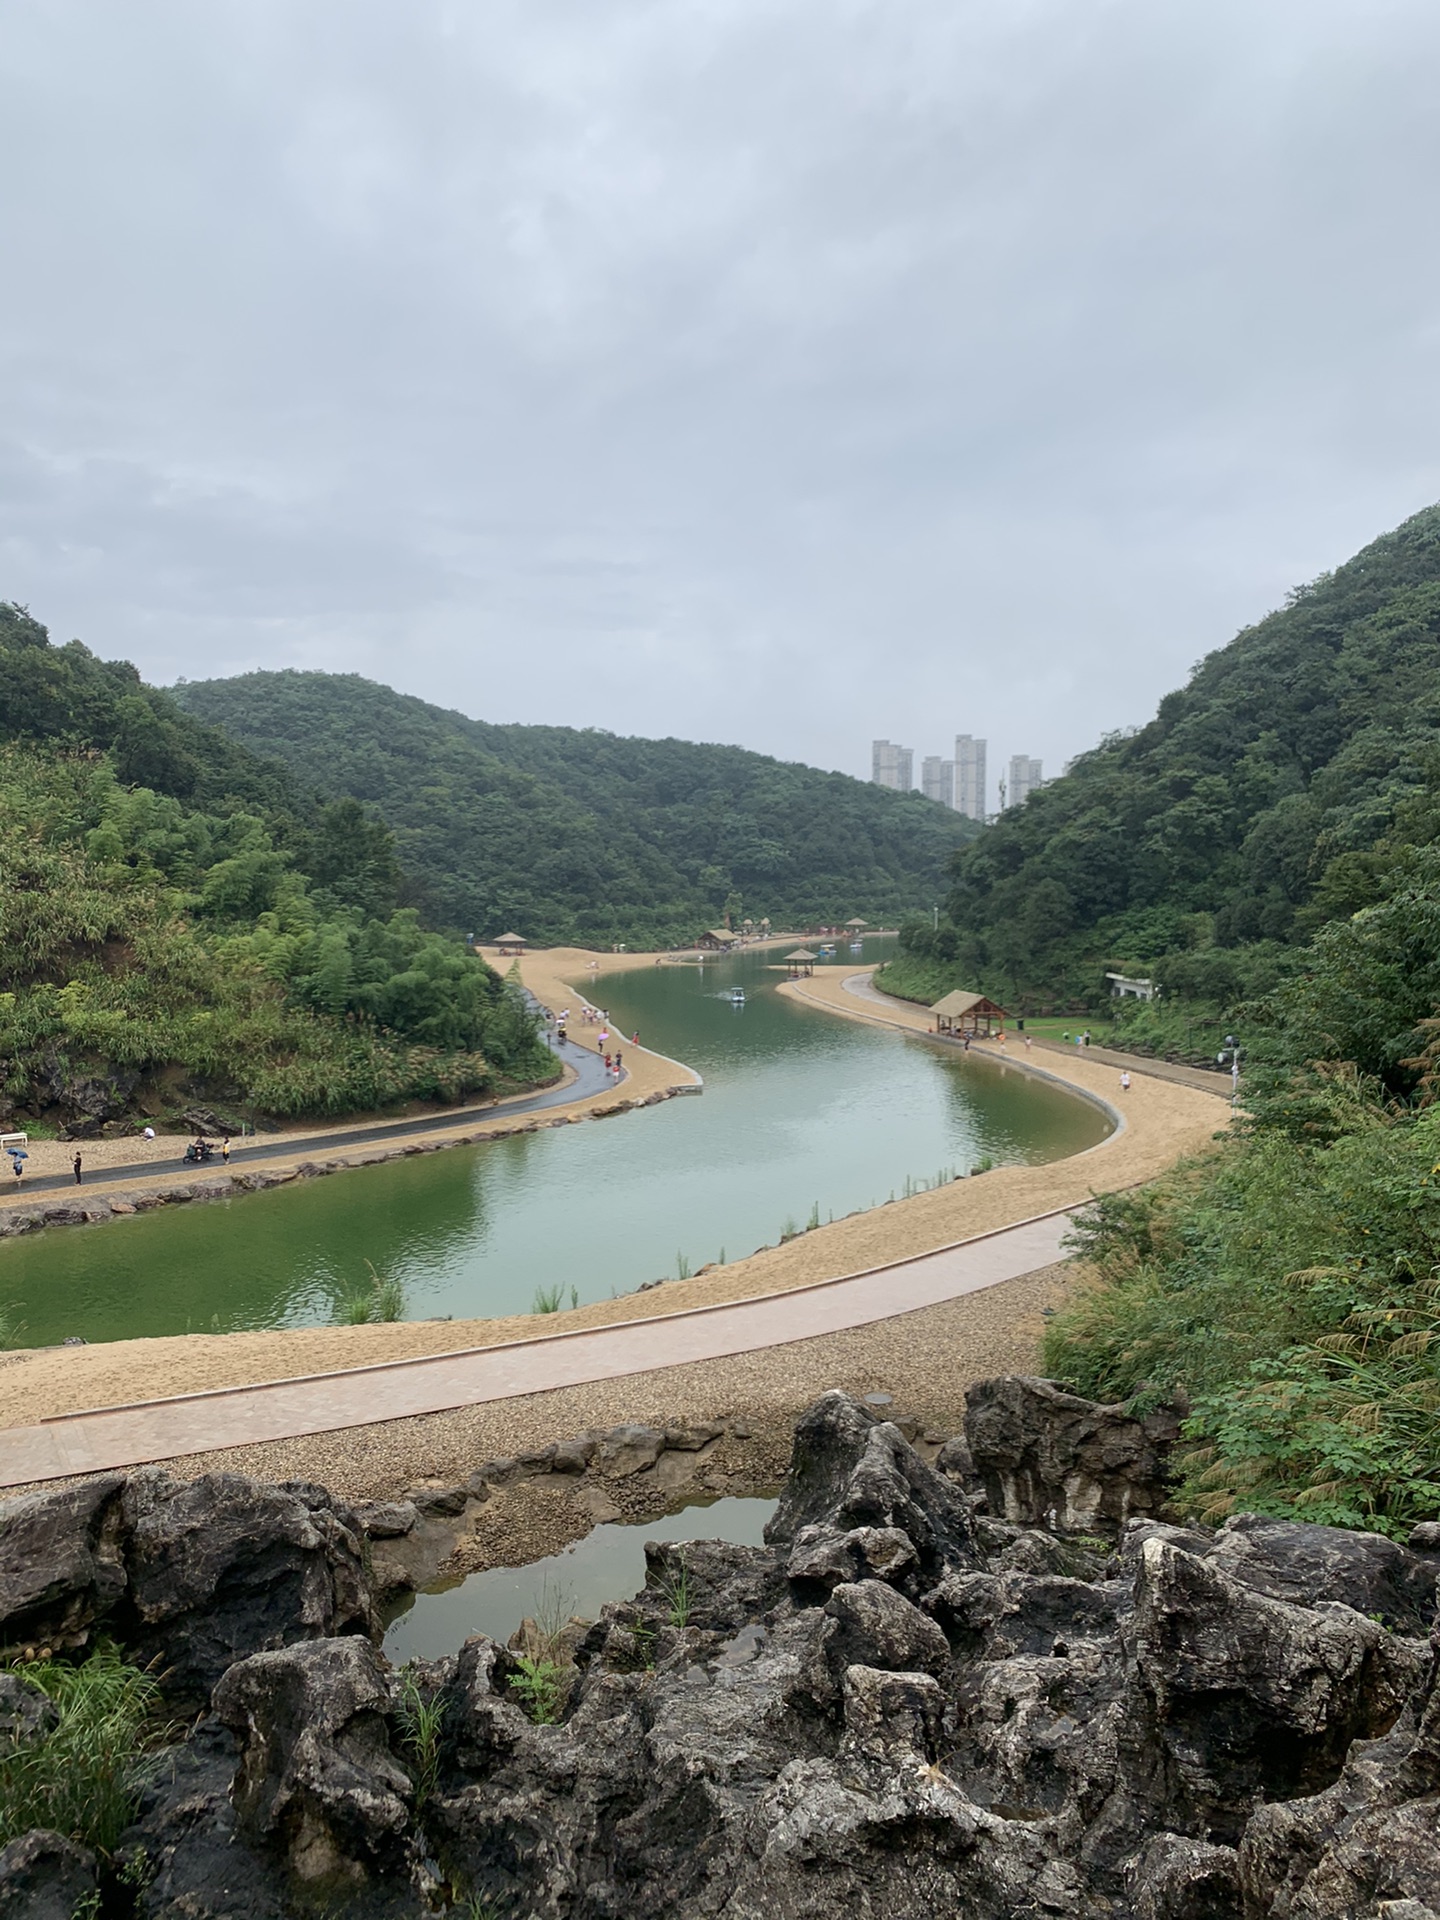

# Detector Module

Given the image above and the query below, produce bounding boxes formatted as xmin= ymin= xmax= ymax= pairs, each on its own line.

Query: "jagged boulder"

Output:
xmin=766 ymin=1389 xmax=983 ymax=1596
xmin=964 ymin=1374 xmax=1183 ymax=1529
xmin=212 ymin=1635 xmax=413 ymax=1890
xmin=1129 ymin=1533 xmax=1422 ymax=1837
xmin=0 ymin=1830 xmax=99 ymax=1920
xmin=0 ymin=1475 xmax=128 ymax=1652
xmin=119 ymin=1471 xmax=374 ymax=1703
xmin=0 ymin=1469 xmax=374 ymax=1703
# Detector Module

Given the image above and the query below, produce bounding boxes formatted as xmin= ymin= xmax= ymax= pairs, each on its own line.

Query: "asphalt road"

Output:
xmin=3 ymin=1037 xmax=623 ymax=1199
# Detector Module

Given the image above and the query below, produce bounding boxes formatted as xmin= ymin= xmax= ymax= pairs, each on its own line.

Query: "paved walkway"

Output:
xmin=0 ymin=1037 xmax=627 ymax=1200
xmin=0 ymin=1209 xmax=1072 ymax=1487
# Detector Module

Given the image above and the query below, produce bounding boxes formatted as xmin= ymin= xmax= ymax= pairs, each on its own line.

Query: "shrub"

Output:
xmin=0 ymin=1646 xmax=161 ymax=1855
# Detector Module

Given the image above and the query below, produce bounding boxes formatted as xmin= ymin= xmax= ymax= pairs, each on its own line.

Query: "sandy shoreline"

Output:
xmin=0 ymin=951 xmax=1225 ymax=1435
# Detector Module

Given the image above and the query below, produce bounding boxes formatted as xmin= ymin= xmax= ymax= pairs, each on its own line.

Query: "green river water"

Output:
xmin=0 ymin=944 xmax=1109 ymax=1348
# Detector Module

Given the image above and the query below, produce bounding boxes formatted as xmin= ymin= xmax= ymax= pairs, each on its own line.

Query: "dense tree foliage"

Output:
xmin=0 ymin=608 xmax=552 ymax=1126
xmin=886 ymin=503 xmax=1440 ymax=1011
xmin=173 ymin=671 xmax=976 ymax=944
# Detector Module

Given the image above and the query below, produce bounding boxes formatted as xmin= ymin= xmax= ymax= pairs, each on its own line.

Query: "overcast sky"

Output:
xmin=5 ymin=1 xmax=1440 ymax=800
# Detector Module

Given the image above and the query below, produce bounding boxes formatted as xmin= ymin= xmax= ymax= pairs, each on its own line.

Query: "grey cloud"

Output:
xmin=4 ymin=0 xmax=1440 ymax=781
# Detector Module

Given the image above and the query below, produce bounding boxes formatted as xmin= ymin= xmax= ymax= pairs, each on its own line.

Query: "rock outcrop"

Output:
xmin=2 ymin=1379 xmax=1438 ymax=1919
xmin=0 ymin=1469 xmax=372 ymax=1703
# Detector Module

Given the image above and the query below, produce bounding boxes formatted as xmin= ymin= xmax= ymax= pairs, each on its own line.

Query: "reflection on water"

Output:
xmin=2 ymin=942 xmax=1111 ymax=1346
xmin=383 ymin=1494 xmax=778 ymax=1663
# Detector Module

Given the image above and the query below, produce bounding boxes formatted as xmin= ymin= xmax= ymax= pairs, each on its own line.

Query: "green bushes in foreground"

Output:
xmin=1046 ymin=1110 xmax=1440 ymax=1536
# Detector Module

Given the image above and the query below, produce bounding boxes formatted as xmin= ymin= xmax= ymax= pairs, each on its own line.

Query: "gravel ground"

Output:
xmin=7 ymin=1264 xmax=1075 ymax=1565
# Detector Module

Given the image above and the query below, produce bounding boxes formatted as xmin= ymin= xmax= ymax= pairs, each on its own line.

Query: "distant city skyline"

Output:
xmin=871 ymin=734 xmax=1041 ymax=816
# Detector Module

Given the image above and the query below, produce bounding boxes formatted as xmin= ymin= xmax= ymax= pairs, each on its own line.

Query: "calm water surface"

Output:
xmin=1 ymin=944 xmax=1109 ymax=1346
xmin=383 ymin=1494 xmax=779 ymax=1662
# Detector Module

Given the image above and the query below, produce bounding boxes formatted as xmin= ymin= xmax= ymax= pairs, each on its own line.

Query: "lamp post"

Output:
xmin=1217 ymin=1035 xmax=1242 ymax=1100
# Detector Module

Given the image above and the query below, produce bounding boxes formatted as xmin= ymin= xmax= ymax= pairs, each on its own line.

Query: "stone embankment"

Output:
xmin=0 ymin=1085 xmax=692 ymax=1242
xmin=2 ymin=1381 xmax=1437 ymax=1918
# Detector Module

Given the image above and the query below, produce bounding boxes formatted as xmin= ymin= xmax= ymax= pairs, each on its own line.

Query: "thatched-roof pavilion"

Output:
xmin=785 ymin=947 xmax=817 ymax=978
xmin=495 ymin=932 xmax=527 ymax=956
xmin=697 ymin=928 xmax=740 ymax=950
xmin=931 ymin=989 xmax=1008 ymax=1038
xmin=845 ymin=916 xmax=868 ymax=929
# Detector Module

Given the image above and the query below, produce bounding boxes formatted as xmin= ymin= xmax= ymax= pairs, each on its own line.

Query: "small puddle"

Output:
xmin=382 ymin=1494 xmax=778 ymax=1663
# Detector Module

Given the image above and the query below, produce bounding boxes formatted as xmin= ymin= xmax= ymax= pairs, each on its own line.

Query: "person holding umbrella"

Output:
xmin=8 ymin=1147 xmax=25 ymax=1182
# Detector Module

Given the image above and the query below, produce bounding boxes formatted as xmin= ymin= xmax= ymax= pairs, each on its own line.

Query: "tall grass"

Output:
xmin=332 ymin=1264 xmax=406 ymax=1325
xmin=395 ymin=1669 xmax=444 ymax=1811
xmin=532 ymin=1282 xmax=565 ymax=1314
xmin=0 ymin=1646 xmax=161 ymax=1854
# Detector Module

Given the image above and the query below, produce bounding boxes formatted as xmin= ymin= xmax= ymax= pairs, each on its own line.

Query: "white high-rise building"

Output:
xmin=1008 ymin=754 xmax=1043 ymax=807
xmin=920 ymin=755 xmax=954 ymax=808
xmin=871 ymin=740 xmax=914 ymax=791
xmin=953 ymin=735 xmax=987 ymax=820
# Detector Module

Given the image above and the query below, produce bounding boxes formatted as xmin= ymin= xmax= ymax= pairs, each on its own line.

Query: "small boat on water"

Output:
xmin=817 ymin=944 xmax=836 ymax=957
xmin=728 ymin=987 xmax=746 ymax=1005
xmin=848 ymin=941 xmax=864 ymax=954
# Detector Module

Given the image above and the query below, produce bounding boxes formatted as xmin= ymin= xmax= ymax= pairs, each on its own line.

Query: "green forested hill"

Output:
xmin=890 ymin=502 xmax=1440 ymax=1012
xmin=0 ymin=605 xmax=551 ymax=1131
xmin=886 ymin=500 xmax=1440 ymax=1539
xmin=172 ymin=671 xmax=975 ymax=944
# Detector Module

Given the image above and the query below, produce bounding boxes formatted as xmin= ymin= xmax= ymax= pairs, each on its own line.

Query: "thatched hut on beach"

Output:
xmin=930 ymin=989 xmax=1008 ymax=1038
xmin=495 ymin=932 xmax=528 ymax=957
xmin=785 ymin=948 xmax=817 ymax=978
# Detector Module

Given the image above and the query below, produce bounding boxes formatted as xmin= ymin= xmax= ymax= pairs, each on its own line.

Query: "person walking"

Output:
xmin=614 ymin=1049 xmax=623 ymax=1073
xmin=1120 ymin=1070 xmax=1131 ymax=1093
xmin=72 ymin=1152 xmax=83 ymax=1185
xmin=221 ymin=1137 xmax=230 ymax=1164
xmin=632 ymin=1031 xmax=639 ymax=1047
xmin=11 ymin=1154 xmax=21 ymax=1183
xmin=1024 ymin=1034 xmax=1033 ymax=1051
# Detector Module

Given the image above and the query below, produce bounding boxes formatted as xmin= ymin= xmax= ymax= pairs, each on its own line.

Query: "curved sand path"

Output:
xmin=0 ymin=953 xmax=1227 ymax=1486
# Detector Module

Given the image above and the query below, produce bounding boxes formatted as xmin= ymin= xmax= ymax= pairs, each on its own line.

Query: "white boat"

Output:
xmin=818 ymin=944 xmax=836 ymax=956
xmin=848 ymin=941 xmax=864 ymax=954
xmin=728 ymin=988 xmax=746 ymax=1005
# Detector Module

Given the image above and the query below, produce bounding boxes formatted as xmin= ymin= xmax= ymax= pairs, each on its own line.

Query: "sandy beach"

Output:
xmin=0 ymin=952 xmax=1227 ymax=1437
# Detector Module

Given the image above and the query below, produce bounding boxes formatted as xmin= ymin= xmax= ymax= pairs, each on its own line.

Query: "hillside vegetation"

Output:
xmin=890 ymin=501 xmax=1440 ymax=1022
xmin=900 ymin=501 xmax=1440 ymax=1538
xmin=173 ymin=671 xmax=975 ymax=945
xmin=0 ymin=605 xmax=552 ymax=1132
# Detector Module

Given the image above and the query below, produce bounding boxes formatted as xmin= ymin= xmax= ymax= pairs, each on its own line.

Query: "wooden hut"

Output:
xmin=697 ymin=928 xmax=740 ymax=951
xmin=845 ymin=917 xmax=868 ymax=930
xmin=785 ymin=948 xmax=817 ymax=978
xmin=495 ymin=932 xmax=527 ymax=958
xmin=931 ymin=989 xmax=1008 ymax=1038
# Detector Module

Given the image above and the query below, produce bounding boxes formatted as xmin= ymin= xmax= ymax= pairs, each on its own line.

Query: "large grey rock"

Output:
xmin=964 ymin=1374 xmax=1183 ymax=1530
xmin=212 ymin=1635 xmax=413 ymax=1890
xmin=0 ymin=1476 xmax=126 ymax=1651
xmin=1130 ymin=1534 xmax=1421 ymax=1834
xmin=1127 ymin=1832 xmax=1241 ymax=1919
xmin=1204 ymin=1512 xmax=1440 ymax=1636
xmin=0 ymin=1830 xmax=98 ymax=1920
xmin=766 ymin=1390 xmax=983 ymax=1595
xmin=120 ymin=1469 xmax=373 ymax=1702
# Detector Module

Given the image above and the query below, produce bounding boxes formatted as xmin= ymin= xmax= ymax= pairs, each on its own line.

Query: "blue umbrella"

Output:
xmin=6 ymin=1147 xmax=27 ymax=1160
